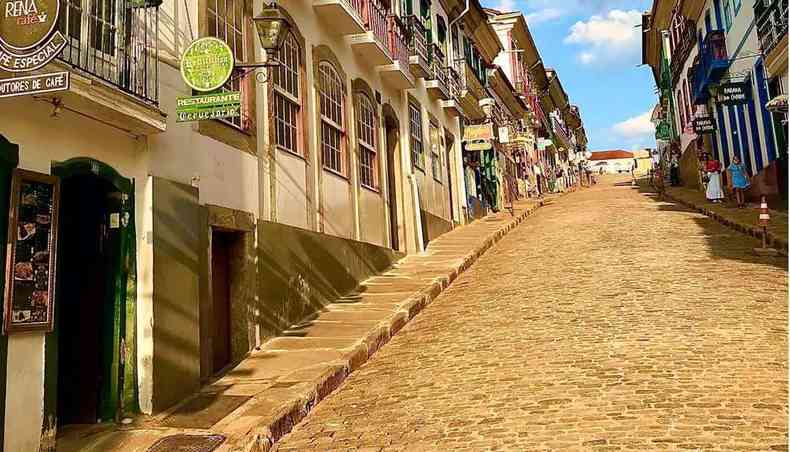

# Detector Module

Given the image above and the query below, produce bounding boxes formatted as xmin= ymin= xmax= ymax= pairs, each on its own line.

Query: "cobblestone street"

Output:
xmin=274 ymin=178 xmax=788 ymax=451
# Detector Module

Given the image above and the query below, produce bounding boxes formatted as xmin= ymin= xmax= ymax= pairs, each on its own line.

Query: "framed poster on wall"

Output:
xmin=3 ymin=169 xmax=60 ymax=334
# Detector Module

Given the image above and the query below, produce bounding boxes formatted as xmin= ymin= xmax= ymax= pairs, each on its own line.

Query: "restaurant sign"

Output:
xmin=180 ymin=37 xmax=235 ymax=92
xmin=176 ymin=91 xmax=241 ymax=122
xmin=655 ymin=121 xmax=671 ymax=140
xmin=716 ymin=82 xmax=750 ymax=105
xmin=464 ymin=140 xmax=492 ymax=151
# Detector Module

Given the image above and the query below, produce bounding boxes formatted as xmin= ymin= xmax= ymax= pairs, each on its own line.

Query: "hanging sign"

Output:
xmin=0 ymin=0 xmax=67 ymax=72
xmin=498 ymin=127 xmax=510 ymax=144
xmin=716 ymin=82 xmax=750 ymax=105
xmin=463 ymin=122 xmax=494 ymax=142
xmin=3 ymin=169 xmax=60 ymax=334
xmin=0 ymin=70 xmax=68 ymax=98
xmin=465 ymin=139 xmax=492 ymax=151
xmin=180 ymin=37 xmax=235 ymax=92
xmin=176 ymin=91 xmax=241 ymax=122
xmin=692 ymin=110 xmax=716 ymax=134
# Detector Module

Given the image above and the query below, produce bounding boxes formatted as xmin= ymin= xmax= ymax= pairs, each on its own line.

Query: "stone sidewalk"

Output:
xmin=663 ymin=185 xmax=788 ymax=255
xmin=56 ymin=196 xmax=556 ymax=452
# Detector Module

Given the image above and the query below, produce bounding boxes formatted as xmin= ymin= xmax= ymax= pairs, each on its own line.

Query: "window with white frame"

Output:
xmin=319 ymin=62 xmax=346 ymax=175
xmin=356 ymin=93 xmax=378 ymax=189
xmin=272 ymin=32 xmax=301 ymax=155
xmin=207 ymin=0 xmax=247 ymax=130
xmin=409 ymin=102 xmax=425 ymax=170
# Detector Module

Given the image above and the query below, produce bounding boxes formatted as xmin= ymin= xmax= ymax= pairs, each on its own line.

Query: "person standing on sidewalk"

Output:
xmin=670 ymin=153 xmax=680 ymax=186
xmin=705 ymin=158 xmax=724 ymax=203
xmin=533 ymin=163 xmax=543 ymax=197
xmin=727 ymin=155 xmax=750 ymax=208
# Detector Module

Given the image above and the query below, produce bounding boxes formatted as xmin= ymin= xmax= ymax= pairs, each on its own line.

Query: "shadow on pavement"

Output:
xmin=637 ymin=183 xmax=788 ymax=271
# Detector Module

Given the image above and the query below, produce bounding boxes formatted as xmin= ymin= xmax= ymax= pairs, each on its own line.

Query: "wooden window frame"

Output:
xmin=272 ymin=31 xmax=305 ymax=158
xmin=356 ymin=92 xmax=379 ymax=191
xmin=197 ymin=0 xmax=257 ymax=155
xmin=429 ymin=120 xmax=442 ymax=184
xmin=409 ymin=101 xmax=425 ymax=171
xmin=318 ymin=62 xmax=348 ymax=177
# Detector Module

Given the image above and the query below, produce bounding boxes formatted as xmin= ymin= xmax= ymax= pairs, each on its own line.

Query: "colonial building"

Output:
xmin=0 ymin=0 xmax=586 ymax=449
xmin=643 ymin=0 xmax=787 ymax=203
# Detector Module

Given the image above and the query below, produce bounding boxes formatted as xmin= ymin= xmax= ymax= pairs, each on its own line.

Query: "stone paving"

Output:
xmin=274 ymin=177 xmax=789 ymax=451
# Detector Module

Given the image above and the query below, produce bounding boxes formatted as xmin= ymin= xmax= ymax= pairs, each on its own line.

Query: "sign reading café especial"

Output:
xmin=0 ymin=0 xmax=69 ymax=97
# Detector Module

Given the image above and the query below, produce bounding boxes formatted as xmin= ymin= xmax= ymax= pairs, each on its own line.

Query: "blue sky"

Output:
xmin=482 ymin=0 xmax=657 ymax=151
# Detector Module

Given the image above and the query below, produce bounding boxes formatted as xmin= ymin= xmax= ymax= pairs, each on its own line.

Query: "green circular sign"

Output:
xmin=180 ymin=37 xmax=235 ymax=92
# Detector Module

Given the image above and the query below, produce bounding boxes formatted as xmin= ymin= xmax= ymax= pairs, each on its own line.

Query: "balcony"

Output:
xmin=407 ymin=15 xmax=431 ymax=78
xmin=42 ymin=0 xmax=165 ymax=135
xmin=669 ymin=20 xmax=697 ymax=87
xmin=377 ymin=15 xmax=415 ymax=88
xmin=313 ymin=0 xmax=366 ymax=34
xmin=454 ymin=59 xmax=486 ymax=120
xmin=440 ymin=65 xmax=462 ymax=117
xmin=755 ymin=0 xmax=789 ymax=75
xmin=346 ymin=0 xmax=392 ymax=66
xmin=691 ymin=30 xmax=729 ymax=104
xmin=425 ymin=44 xmax=451 ymax=100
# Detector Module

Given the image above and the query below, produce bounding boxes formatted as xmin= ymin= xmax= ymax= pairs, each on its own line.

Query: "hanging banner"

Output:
xmin=176 ymin=91 xmax=241 ymax=122
xmin=3 ymin=169 xmax=60 ymax=334
xmin=716 ymin=82 xmax=750 ymax=105
xmin=180 ymin=37 xmax=235 ymax=92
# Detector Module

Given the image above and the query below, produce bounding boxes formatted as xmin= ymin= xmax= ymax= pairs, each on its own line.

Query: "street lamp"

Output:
xmin=254 ymin=4 xmax=291 ymax=54
xmin=235 ymin=1 xmax=291 ymax=77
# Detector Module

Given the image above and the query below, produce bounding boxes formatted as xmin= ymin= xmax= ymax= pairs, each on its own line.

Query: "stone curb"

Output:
xmin=663 ymin=192 xmax=788 ymax=256
xmin=237 ymin=199 xmax=548 ymax=452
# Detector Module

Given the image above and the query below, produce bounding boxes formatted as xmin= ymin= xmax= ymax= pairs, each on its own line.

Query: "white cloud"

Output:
xmin=525 ymin=8 xmax=564 ymax=25
xmin=493 ymin=0 xmax=516 ymax=12
xmin=564 ymin=9 xmax=642 ymax=66
xmin=613 ymin=110 xmax=655 ymax=139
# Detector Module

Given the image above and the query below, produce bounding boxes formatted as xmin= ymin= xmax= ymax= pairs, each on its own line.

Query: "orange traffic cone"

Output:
xmin=754 ymin=195 xmax=778 ymax=256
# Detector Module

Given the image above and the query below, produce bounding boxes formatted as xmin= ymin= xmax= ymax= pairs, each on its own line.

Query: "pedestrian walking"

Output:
xmin=669 ymin=153 xmax=680 ymax=186
xmin=705 ymin=158 xmax=724 ymax=203
xmin=533 ymin=163 xmax=543 ymax=196
xmin=727 ymin=155 xmax=751 ymax=208
xmin=631 ymin=158 xmax=638 ymax=185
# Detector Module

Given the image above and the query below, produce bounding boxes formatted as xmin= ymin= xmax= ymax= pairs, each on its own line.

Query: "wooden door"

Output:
xmin=211 ymin=231 xmax=232 ymax=374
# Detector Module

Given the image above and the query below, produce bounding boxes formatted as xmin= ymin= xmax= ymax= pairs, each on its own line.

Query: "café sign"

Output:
xmin=692 ymin=109 xmax=716 ymax=134
xmin=0 ymin=70 xmax=67 ymax=98
xmin=0 ymin=0 xmax=66 ymax=72
xmin=463 ymin=122 xmax=494 ymax=142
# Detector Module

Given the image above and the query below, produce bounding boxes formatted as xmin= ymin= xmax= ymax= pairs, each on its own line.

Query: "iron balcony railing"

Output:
xmin=359 ymin=0 xmax=387 ymax=48
xmin=755 ymin=0 xmax=788 ymax=56
xmin=446 ymin=63 xmax=460 ymax=99
xmin=669 ymin=20 xmax=697 ymax=87
xmin=386 ymin=15 xmax=409 ymax=68
xmin=57 ymin=0 xmax=159 ymax=105
xmin=429 ymin=44 xmax=448 ymax=88
xmin=406 ymin=15 xmax=429 ymax=64
xmin=691 ymin=30 xmax=728 ymax=103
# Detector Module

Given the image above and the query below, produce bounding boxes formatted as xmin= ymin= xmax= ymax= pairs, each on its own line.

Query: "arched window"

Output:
xmin=319 ymin=62 xmax=346 ymax=174
xmin=356 ymin=93 xmax=378 ymax=189
xmin=272 ymin=32 xmax=302 ymax=155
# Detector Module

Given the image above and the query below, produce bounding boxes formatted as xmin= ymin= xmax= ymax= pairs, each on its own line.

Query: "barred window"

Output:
xmin=273 ymin=32 xmax=301 ymax=154
xmin=357 ymin=94 xmax=378 ymax=189
xmin=409 ymin=103 xmax=425 ymax=170
xmin=207 ymin=0 xmax=247 ymax=130
xmin=319 ymin=63 xmax=346 ymax=174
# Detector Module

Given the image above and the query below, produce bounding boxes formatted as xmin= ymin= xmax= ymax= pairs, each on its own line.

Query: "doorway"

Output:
xmin=56 ymin=174 xmax=121 ymax=425
xmin=211 ymin=229 xmax=241 ymax=374
xmin=383 ymin=106 xmax=400 ymax=251
xmin=444 ymin=130 xmax=455 ymax=223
